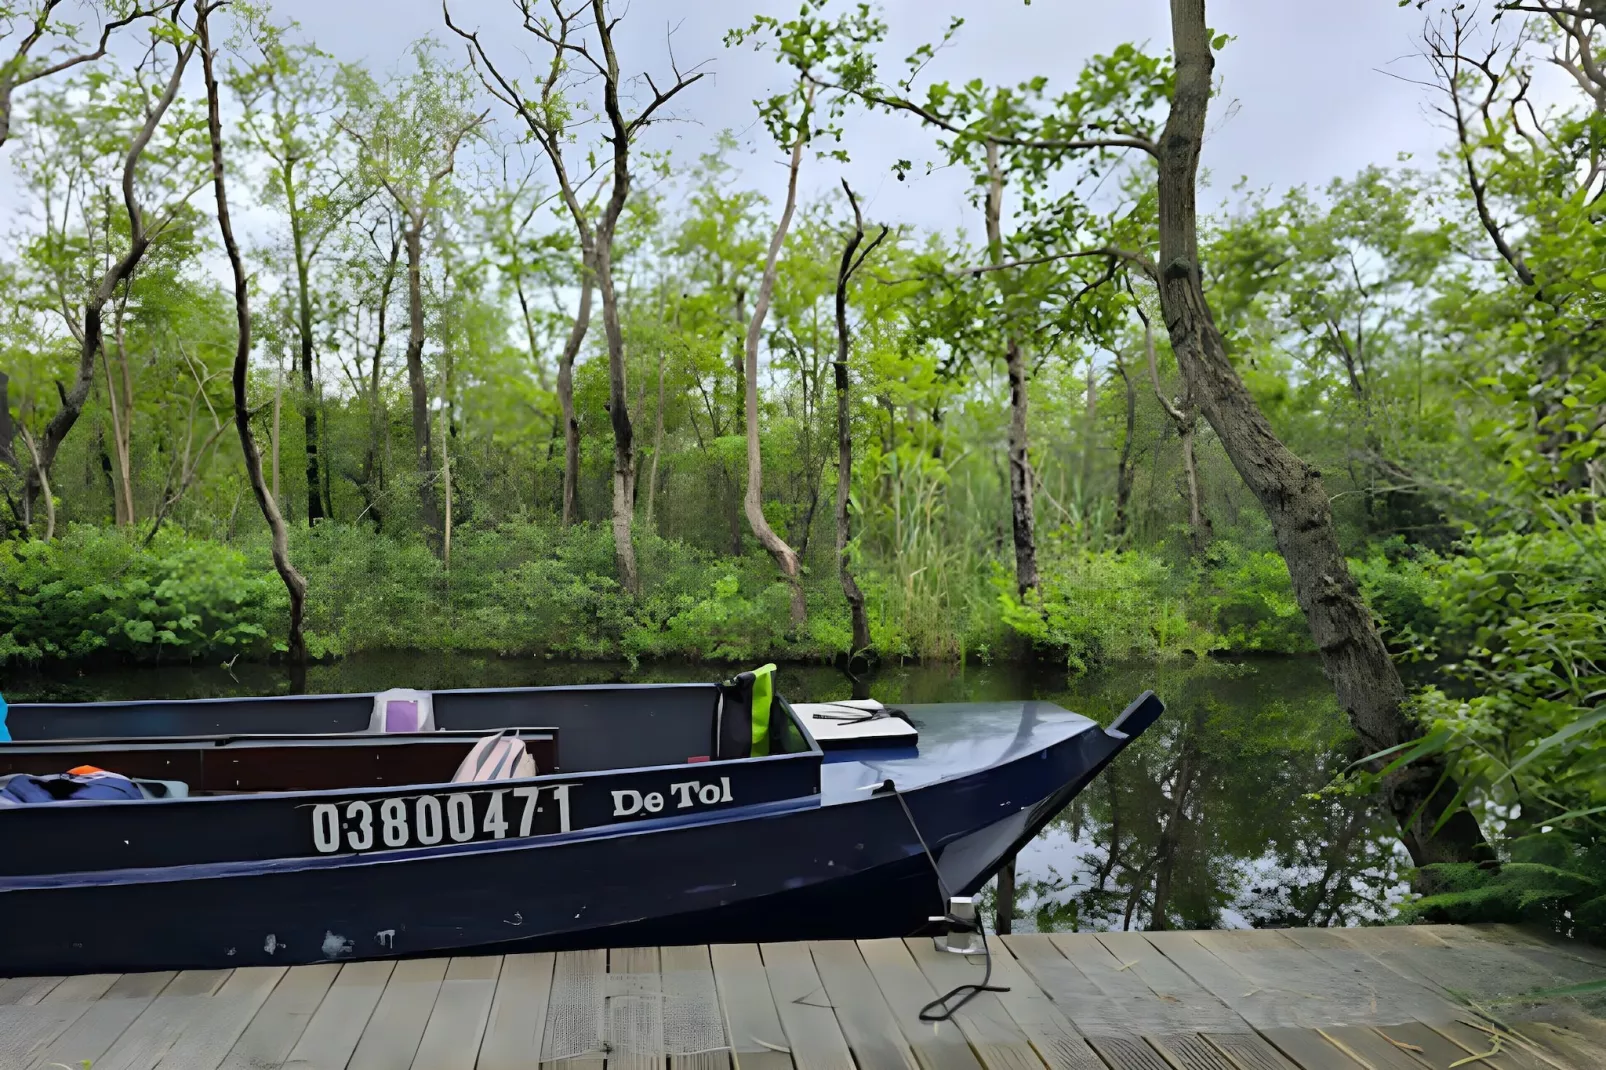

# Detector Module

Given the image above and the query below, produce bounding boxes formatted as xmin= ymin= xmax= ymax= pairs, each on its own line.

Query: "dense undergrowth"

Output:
xmin=1 ymin=519 xmax=1425 ymax=668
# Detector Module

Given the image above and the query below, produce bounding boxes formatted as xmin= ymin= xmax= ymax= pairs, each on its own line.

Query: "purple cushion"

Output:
xmin=384 ymin=699 xmax=419 ymax=733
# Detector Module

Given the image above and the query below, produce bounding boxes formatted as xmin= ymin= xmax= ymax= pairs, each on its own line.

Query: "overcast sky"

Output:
xmin=242 ymin=0 xmax=1455 ymax=238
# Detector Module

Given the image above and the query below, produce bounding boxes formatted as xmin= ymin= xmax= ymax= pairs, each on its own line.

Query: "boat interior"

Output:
xmin=1 ymin=682 xmax=814 ymax=800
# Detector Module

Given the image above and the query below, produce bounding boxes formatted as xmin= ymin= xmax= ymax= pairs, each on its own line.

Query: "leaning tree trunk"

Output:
xmin=1155 ymin=0 xmax=1491 ymax=872
xmin=199 ymin=1 xmax=307 ymax=665
xmin=402 ymin=219 xmax=442 ymax=550
xmin=741 ymin=103 xmax=810 ymax=627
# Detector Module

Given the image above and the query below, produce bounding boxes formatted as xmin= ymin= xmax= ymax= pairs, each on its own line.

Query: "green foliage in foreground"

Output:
xmin=0 ymin=522 xmax=1348 ymax=668
xmin=1381 ymin=524 xmax=1606 ymax=940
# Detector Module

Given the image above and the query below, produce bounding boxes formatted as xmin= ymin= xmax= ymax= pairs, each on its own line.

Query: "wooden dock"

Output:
xmin=2 ymin=924 xmax=1604 ymax=1070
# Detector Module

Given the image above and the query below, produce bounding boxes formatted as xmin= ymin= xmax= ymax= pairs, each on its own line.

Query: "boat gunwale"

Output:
xmin=0 ymin=690 xmax=828 ymax=807
xmin=0 ymin=734 xmax=819 ymax=809
xmin=3 ymin=679 xmax=727 ymax=716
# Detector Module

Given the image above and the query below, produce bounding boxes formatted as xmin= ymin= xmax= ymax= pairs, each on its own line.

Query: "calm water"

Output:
xmin=0 ymin=654 xmax=1408 ymax=932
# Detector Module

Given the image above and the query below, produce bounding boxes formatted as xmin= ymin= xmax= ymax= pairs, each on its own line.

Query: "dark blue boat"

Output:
xmin=0 ymin=680 xmax=1161 ymax=975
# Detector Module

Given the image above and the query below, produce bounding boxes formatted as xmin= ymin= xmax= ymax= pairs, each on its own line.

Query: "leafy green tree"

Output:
xmin=339 ymin=41 xmax=486 ymax=552
xmin=446 ymin=0 xmax=706 ymax=594
xmin=9 ymin=14 xmax=206 ymax=533
xmin=0 ymin=0 xmax=173 ymax=149
xmin=230 ymin=19 xmax=363 ymax=524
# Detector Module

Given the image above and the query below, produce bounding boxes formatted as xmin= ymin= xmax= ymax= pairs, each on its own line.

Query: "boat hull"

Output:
xmin=0 ymin=704 xmax=1139 ymax=974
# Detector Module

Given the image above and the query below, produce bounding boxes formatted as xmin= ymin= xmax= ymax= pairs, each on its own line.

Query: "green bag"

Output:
xmin=716 ymin=663 xmax=778 ymax=758
xmin=748 ymin=662 xmax=776 ymax=757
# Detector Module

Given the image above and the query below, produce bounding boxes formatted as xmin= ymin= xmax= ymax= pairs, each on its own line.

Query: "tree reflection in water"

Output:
xmin=1008 ymin=661 xmax=1409 ymax=932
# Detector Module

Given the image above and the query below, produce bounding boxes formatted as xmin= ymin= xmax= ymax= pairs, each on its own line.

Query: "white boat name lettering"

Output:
xmin=613 ymin=777 xmax=733 ymax=818
xmin=310 ymin=784 xmax=571 ymax=855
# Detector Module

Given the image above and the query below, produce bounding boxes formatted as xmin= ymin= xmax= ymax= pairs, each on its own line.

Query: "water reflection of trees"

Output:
xmin=1015 ymin=662 xmax=1408 ymax=932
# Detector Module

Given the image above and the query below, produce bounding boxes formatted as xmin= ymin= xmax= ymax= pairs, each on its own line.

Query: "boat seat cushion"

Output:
xmin=452 ymin=731 xmax=536 ymax=782
xmin=370 ymin=688 xmax=436 ymax=734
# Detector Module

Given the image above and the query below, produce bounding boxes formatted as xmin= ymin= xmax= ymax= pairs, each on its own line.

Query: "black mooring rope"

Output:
xmin=878 ymin=779 xmax=1010 ymax=1022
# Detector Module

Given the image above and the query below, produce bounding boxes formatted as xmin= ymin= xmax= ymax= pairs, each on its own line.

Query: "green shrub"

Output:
xmin=0 ymin=525 xmax=278 ymax=663
xmin=1199 ymin=544 xmax=1314 ymax=653
xmin=999 ymin=545 xmax=1218 ymax=671
xmin=1352 ymin=539 xmax=1442 ymax=647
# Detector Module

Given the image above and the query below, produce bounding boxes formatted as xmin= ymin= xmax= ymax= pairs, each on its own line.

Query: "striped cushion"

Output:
xmin=452 ymin=732 xmax=536 ymax=783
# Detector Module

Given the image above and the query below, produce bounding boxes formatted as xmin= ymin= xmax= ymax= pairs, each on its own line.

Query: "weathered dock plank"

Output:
xmin=540 ymin=948 xmax=607 ymax=1070
xmin=757 ymin=940 xmax=854 ymax=1070
xmin=282 ymin=960 xmax=396 ymax=1070
xmin=903 ymin=935 xmax=1045 ymax=1070
xmin=216 ymin=963 xmax=340 ymax=1070
xmin=347 ymin=956 xmax=447 ymax=1070
xmin=409 ymin=955 xmax=501 ymax=1070
xmin=709 ymin=943 xmax=791 ymax=1070
xmin=857 ymin=937 xmax=992 ymax=1070
xmin=0 ymin=925 xmax=1598 ymax=1070
xmin=661 ymin=944 xmax=732 ymax=1070
xmin=477 ymin=953 xmax=556 ymax=1070
xmin=807 ymin=940 xmax=920 ymax=1070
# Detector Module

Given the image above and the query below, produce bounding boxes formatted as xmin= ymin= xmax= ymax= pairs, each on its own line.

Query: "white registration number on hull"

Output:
xmin=309 ymin=784 xmax=571 ymax=855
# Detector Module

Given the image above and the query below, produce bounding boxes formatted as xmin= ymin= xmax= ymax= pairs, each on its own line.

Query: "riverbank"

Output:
xmin=0 ymin=521 xmax=1390 ymax=672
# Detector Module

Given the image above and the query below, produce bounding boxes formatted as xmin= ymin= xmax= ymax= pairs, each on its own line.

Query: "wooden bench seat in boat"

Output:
xmin=0 ymin=729 xmax=558 ymax=794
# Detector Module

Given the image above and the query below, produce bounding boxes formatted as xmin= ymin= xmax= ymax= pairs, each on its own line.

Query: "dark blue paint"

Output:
xmin=0 ymin=691 xmax=1162 ymax=975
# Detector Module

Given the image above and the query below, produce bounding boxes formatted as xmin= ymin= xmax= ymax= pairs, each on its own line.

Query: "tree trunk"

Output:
xmin=17 ymin=428 xmax=53 ymax=540
xmin=833 ymin=361 xmax=869 ymax=653
xmin=97 ymin=428 xmax=115 ymax=519
xmin=101 ymin=317 xmax=135 ymax=526
xmin=1113 ymin=356 xmax=1137 ymax=546
xmin=590 ymin=230 xmax=639 ymax=593
xmin=294 ymin=218 xmax=325 ymax=523
xmin=403 ymin=219 xmax=442 ymax=549
xmin=1179 ymin=420 xmax=1209 ymax=555
xmin=1139 ymin=304 xmax=1210 ymax=554
xmin=984 ymin=142 xmax=1038 ymax=595
xmin=441 ymin=413 xmax=452 ymax=568
xmin=557 ymin=266 xmax=592 ymax=527
xmin=1081 ymin=354 xmax=1098 ymax=496
xmin=833 ymin=181 xmax=878 ymax=658
xmin=741 ymin=98 xmax=809 ymax=627
xmin=271 ymin=347 xmax=284 ymax=505
xmin=1156 ymin=0 xmax=1491 ymax=872
xmin=199 ymin=3 xmax=307 ymax=665
xmin=646 ymin=338 xmax=666 ymax=528
xmin=363 ymin=228 xmax=401 ymax=532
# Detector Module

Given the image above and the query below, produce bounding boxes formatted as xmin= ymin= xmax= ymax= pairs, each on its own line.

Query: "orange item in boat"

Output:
xmin=67 ymin=765 xmax=107 ymax=776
